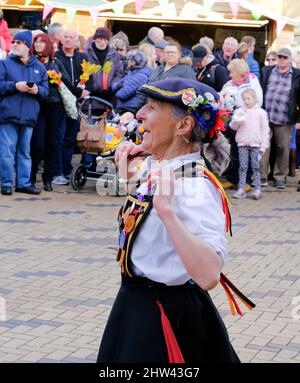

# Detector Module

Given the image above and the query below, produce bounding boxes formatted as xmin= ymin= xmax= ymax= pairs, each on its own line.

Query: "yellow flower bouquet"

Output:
xmin=79 ymin=59 xmax=101 ymax=88
xmin=47 ymin=69 xmax=78 ymax=120
xmin=102 ymin=60 xmax=112 ymax=90
xmin=47 ymin=69 xmax=62 ymax=86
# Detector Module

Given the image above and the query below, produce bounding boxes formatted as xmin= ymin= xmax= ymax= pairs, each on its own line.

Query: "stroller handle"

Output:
xmin=76 ymin=96 xmax=115 ymax=119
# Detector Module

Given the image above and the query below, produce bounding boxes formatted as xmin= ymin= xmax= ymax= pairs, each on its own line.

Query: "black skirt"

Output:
xmin=97 ymin=275 xmax=240 ymax=363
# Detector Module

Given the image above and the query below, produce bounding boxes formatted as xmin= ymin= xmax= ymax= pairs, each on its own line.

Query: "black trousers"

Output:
xmin=31 ymin=103 xmax=66 ymax=183
xmin=97 ymin=275 xmax=240 ymax=364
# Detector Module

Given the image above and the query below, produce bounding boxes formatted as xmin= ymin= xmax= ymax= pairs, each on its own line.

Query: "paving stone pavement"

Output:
xmin=0 ymin=171 xmax=300 ymax=363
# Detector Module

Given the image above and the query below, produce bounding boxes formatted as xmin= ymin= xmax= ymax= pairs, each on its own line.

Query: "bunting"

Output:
xmin=229 ymin=1 xmax=240 ymax=19
xmin=42 ymin=4 xmax=54 ymax=20
xmin=66 ymin=8 xmax=77 ymax=25
xmin=203 ymin=0 xmax=216 ymax=10
xmin=89 ymin=8 xmax=99 ymax=25
xmin=135 ymin=0 xmax=145 ymax=14
xmin=251 ymin=10 xmax=262 ymax=21
xmin=276 ymin=20 xmax=286 ymax=36
xmin=18 ymin=0 xmax=300 ymax=31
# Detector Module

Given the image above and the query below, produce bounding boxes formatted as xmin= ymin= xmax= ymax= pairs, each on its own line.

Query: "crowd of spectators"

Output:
xmin=1 ymin=9 xmax=300 ymax=196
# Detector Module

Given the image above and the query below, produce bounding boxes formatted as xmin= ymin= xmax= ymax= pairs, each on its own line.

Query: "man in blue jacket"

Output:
xmin=0 ymin=30 xmax=49 ymax=195
xmin=241 ymin=35 xmax=260 ymax=79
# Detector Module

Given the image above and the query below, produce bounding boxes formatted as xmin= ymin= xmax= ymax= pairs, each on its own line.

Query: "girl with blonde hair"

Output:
xmin=139 ymin=42 xmax=157 ymax=68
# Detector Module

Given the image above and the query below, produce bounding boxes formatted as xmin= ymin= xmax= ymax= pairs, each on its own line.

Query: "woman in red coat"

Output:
xmin=0 ymin=10 xmax=12 ymax=54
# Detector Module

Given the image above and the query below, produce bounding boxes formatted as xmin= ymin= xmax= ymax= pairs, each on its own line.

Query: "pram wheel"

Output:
xmin=70 ymin=165 xmax=87 ymax=190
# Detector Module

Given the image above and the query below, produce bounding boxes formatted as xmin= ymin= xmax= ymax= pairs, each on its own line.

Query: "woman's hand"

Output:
xmin=116 ymin=142 xmax=147 ymax=186
xmin=115 ymin=141 xmax=145 ymax=168
xmin=152 ymin=167 xmax=175 ymax=219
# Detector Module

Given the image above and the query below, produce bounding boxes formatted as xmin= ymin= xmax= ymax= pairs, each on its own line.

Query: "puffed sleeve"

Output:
xmin=173 ymin=176 xmax=227 ymax=264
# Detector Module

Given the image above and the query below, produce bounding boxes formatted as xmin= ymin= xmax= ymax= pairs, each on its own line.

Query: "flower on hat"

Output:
xmin=182 ymin=89 xmax=216 ymax=110
xmin=218 ymin=93 xmax=235 ymax=111
xmin=181 ymin=89 xmax=231 ymax=140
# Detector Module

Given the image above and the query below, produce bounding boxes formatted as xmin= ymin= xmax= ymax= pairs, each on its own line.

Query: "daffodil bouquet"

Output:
xmin=47 ymin=70 xmax=62 ymax=86
xmin=79 ymin=59 xmax=101 ymax=88
xmin=102 ymin=60 xmax=113 ymax=90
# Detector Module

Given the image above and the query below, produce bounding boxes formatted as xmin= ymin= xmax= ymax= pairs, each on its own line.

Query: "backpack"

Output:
xmin=207 ymin=64 xmax=218 ymax=85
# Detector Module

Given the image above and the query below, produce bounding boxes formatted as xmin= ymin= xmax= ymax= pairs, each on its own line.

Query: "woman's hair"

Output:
xmin=266 ymin=50 xmax=277 ymax=59
xmin=199 ymin=36 xmax=214 ymax=54
xmin=77 ymin=35 xmax=86 ymax=51
xmin=165 ymin=41 xmax=181 ymax=54
xmin=241 ymin=88 xmax=257 ymax=101
xmin=32 ymin=33 xmax=54 ymax=58
xmin=127 ymin=50 xmax=147 ymax=68
xmin=111 ymin=31 xmax=130 ymax=49
xmin=227 ymin=58 xmax=250 ymax=76
xmin=237 ymin=42 xmax=248 ymax=60
xmin=139 ymin=43 xmax=156 ymax=68
xmin=170 ymin=104 xmax=230 ymax=175
xmin=110 ymin=38 xmax=126 ymax=51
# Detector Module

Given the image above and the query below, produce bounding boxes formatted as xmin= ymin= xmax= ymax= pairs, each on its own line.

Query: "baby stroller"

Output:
xmin=71 ymin=96 xmax=144 ymax=195
xmin=70 ymin=96 xmax=124 ymax=194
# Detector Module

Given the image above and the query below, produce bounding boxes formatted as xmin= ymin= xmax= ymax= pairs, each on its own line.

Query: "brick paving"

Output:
xmin=0 ymin=169 xmax=300 ymax=363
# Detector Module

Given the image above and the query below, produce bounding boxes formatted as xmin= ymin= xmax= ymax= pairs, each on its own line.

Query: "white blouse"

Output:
xmin=130 ymin=152 xmax=227 ymax=286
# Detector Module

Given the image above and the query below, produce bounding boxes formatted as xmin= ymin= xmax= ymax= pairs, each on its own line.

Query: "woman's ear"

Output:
xmin=176 ymin=116 xmax=195 ymax=137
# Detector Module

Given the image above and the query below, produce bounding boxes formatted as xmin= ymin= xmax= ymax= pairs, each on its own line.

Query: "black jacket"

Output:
xmin=41 ymin=57 xmax=73 ymax=105
xmin=214 ymin=50 xmax=239 ymax=71
xmin=55 ymin=48 xmax=93 ymax=98
xmin=196 ymin=58 xmax=229 ymax=92
xmin=260 ymin=65 xmax=300 ymax=124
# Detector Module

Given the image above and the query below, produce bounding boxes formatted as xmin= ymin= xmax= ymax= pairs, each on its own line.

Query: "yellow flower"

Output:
xmin=80 ymin=59 xmax=101 ymax=84
xmin=103 ymin=60 xmax=112 ymax=75
xmin=47 ymin=70 xmax=62 ymax=85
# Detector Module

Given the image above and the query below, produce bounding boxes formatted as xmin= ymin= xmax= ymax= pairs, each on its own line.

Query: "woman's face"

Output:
xmin=230 ymin=70 xmax=245 ymax=83
xmin=266 ymin=55 xmax=277 ymax=66
xmin=164 ymin=46 xmax=180 ymax=66
xmin=34 ymin=38 xmax=46 ymax=55
xmin=136 ymin=100 xmax=177 ymax=156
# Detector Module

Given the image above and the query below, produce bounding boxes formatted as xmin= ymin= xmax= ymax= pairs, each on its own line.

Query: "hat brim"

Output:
xmin=138 ymin=84 xmax=196 ymax=110
xmin=192 ymin=56 xmax=205 ymax=63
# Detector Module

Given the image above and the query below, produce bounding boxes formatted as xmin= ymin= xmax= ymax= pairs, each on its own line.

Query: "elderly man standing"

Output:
xmin=214 ymin=37 xmax=239 ymax=72
xmin=139 ymin=26 xmax=164 ymax=46
xmin=0 ymin=30 xmax=48 ymax=195
xmin=261 ymin=47 xmax=300 ymax=189
xmin=54 ymin=29 xmax=92 ymax=185
xmin=84 ymin=27 xmax=122 ymax=102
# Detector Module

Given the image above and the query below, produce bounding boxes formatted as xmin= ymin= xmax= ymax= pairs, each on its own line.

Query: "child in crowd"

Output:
xmin=230 ymin=88 xmax=270 ymax=200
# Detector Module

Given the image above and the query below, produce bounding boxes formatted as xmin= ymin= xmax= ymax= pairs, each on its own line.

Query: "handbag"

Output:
xmin=58 ymin=82 xmax=78 ymax=120
xmin=76 ymin=113 xmax=107 ymax=153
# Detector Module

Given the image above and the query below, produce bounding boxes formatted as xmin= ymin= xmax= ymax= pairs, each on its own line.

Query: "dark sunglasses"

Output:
xmin=277 ymin=55 xmax=288 ymax=59
xmin=12 ymin=40 xmax=24 ymax=46
xmin=266 ymin=58 xmax=276 ymax=62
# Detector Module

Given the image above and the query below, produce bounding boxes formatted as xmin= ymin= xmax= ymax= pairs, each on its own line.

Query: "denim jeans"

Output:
xmin=0 ymin=122 xmax=33 ymax=188
xmin=55 ymin=116 xmax=79 ymax=177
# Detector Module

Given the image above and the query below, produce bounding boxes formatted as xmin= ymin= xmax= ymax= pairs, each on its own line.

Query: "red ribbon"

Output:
xmin=156 ymin=301 xmax=185 ymax=363
xmin=209 ymin=110 xmax=230 ymax=140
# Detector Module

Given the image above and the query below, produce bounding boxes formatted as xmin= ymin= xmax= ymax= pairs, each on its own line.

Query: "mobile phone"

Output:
xmin=27 ymin=82 xmax=34 ymax=88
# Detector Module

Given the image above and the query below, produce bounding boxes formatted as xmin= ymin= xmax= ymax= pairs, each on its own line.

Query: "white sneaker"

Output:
xmin=249 ymin=189 xmax=262 ymax=200
xmin=233 ymin=188 xmax=246 ymax=199
xmin=52 ymin=175 xmax=69 ymax=185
